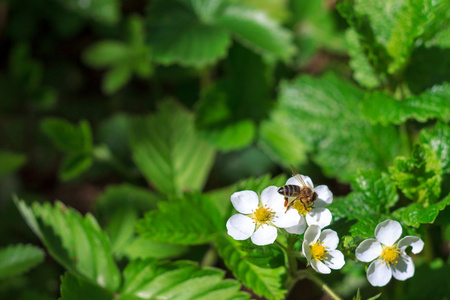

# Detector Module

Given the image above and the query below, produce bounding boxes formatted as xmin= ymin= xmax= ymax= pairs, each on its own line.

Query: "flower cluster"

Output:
xmin=225 ymin=171 xmax=425 ymax=285
xmin=226 ymin=173 xmax=344 ymax=274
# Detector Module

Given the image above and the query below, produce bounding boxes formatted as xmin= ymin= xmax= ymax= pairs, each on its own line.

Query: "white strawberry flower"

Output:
xmin=283 ymin=175 xmax=333 ymax=234
xmin=355 ymin=219 xmax=424 ymax=287
xmin=302 ymin=225 xmax=345 ymax=274
xmin=226 ymin=186 xmax=300 ymax=246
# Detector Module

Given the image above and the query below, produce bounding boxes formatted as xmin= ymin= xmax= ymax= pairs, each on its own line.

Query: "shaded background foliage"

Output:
xmin=0 ymin=0 xmax=449 ymax=299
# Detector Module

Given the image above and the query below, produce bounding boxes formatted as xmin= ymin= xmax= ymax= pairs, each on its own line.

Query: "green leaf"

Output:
xmin=330 ymin=170 xmax=398 ymax=237
xmin=394 ymin=193 xmax=450 ymax=227
xmin=122 ymin=237 xmax=188 ymax=260
xmin=216 ymin=234 xmax=286 ymax=300
xmin=120 ymin=259 xmax=250 ymax=300
xmin=389 ymin=144 xmax=442 ymax=204
xmin=82 ymin=41 xmax=130 ymax=68
xmin=106 ymin=208 xmax=137 ymax=255
xmin=236 ymin=239 xmax=284 ymax=269
xmin=0 ymin=244 xmax=44 ymax=279
xmin=60 ymin=273 xmax=113 ymax=300
xmin=136 ymin=192 xmax=222 ymax=245
xmin=128 ymin=100 xmax=215 ymax=195
xmin=15 ymin=198 xmax=121 ymax=292
xmin=275 ymin=73 xmax=403 ymax=182
xmin=102 ymin=65 xmax=132 ymax=95
xmin=362 ymin=84 xmax=450 ymax=125
xmin=216 ymin=3 xmax=294 ymax=60
xmin=420 ymin=122 xmax=450 ymax=174
xmin=41 ymin=118 xmax=93 ymax=154
xmin=258 ymin=109 xmax=309 ymax=167
xmin=147 ymin=1 xmax=230 ymax=67
xmin=60 ymin=152 xmax=93 ymax=181
xmin=345 ymin=28 xmax=381 ymax=89
xmin=198 ymin=120 xmax=255 ymax=151
xmin=54 ymin=0 xmax=120 ymax=24
xmin=0 ymin=151 xmax=26 ymax=179
xmin=385 ymin=0 xmax=449 ymax=73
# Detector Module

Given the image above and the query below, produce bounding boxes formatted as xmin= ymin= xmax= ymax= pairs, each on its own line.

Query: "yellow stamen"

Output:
xmin=310 ymin=241 xmax=328 ymax=261
xmin=380 ymin=245 xmax=401 ymax=266
xmin=292 ymin=200 xmax=312 ymax=215
xmin=251 ymin=204 xmax=274 ymax=227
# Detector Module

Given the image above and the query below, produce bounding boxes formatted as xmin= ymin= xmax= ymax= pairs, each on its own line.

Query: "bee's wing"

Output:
xmin=290 ymin=165 xmax=309 ymax=188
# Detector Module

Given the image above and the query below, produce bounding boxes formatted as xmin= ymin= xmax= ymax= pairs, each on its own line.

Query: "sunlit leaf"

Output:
xmin=362 ymin=84 xmax=450 ymax=125
xmin=419 ymin=122 xmax=450 ymax=174
xmin=120 ymin=259 xmax=250 ymax=300
xmin=0 ymin=244 xmax=44 ymax=279
xmin=123 ymin=237 xmax=188 ymax=260
xmin=216 ymin=234 xmax=286 ymax=300
xmin=55 ymin=0 xmax=120 ymax=24
xmin=15 ymin=198 xmax=121 ymax=292
xmin=136 ymin=192 xmax=222 ymax=245
xmin=128 ymin=100 xmax=215 ymax=195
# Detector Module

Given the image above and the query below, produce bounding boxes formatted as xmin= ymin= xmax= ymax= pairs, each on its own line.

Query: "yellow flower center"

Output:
xmin=292 ymin=200 xmax=312 ymax=215
xmin=380 ymin=245 xmax=401 ymax=266
xmin=251 ymin=204 xmax=274 ymax=226
xmin=310 ymin=241 xmax=328 ymax=261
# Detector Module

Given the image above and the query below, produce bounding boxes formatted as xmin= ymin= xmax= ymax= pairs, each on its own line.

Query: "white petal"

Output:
xmin=230 ymin=191 xmax=258 ymax=214
xmin=305 ymin=207 xmax=332 ymax=228
xmin=310 ymin=259 xmax=331 ymax=274
xmin=367 ymin=259 xmax=392 ymax=287
xmin=397 ymin=236 xmax=424 ymax=254
xmin=285 ymin=216 xmax=307 ymax=234
xmin=251 ymin=225 xmax=277 ymax=246
xmin=324 ymin=249 xmax=345 ymax=270
xmin=261 ymin=186 xmax=285 ymax=212
xmin=375 ymin=219 xmax=402 ymax=246
xmin=286 ymin=175 xmax=314 ymax=188
xmin=319 ymin=229 xmax=339 ymax=250
xmin=302 ymin=240 xmax=311 ymax=260
xmin=313 ymin=185 xmax=333 ymax=207
xmin=355 ymin=239 xmax=382 ymax=262
xmin=226 ymin=214 xmax=255 ymax=240
xmin=272 ymin=209 xmax=300 ymax=228
xmin=392 ymin=255 xmax=415 ymax=281
xmin=304 ymin=225 xmax=321 ymax=244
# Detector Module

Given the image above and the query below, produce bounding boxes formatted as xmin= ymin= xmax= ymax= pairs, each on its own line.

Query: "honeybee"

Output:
xmin=277 ymin=165 xmax=318 ymax=212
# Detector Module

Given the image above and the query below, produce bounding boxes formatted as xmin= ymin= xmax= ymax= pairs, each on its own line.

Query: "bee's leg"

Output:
xmin=300 ymin=199 xmax=307 ymax=211
xmin=284 ymin=196 xmax=289 ymax=207
xmin=285 ymin=200 xmax=293 ymax=213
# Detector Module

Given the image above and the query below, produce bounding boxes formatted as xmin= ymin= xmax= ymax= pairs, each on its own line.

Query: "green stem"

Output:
xmin=294 ymin=270 xmax=343 ymax=300
xmin=200 ymin=245 xmax=218 ymax=268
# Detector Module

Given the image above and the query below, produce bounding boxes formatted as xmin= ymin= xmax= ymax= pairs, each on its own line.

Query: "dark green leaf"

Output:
xmin=147 ymin=1 xmax=230 ymax=67
xmin=41 ymin=118 xmax=92 ymax=154
xmin=198 ymin=120 xmax=255 ymax=151
xmin=389 ymin=144 xmax=442 ymax=204
xmin=15 ymin=198 xmax=121 ymax=292
xmin=136 ymin=192 xmax=222 ymax=245
xmin=394 ymin=193 xmax=450 ymax=227
xmin=275 ymin=73 xmax=403 ymax=182
xmin=216 ymin=3 xmax=294 ymax=60
xmin=419 ymin=122 xmax=450 ymax=174
xmin=59 ymin=152 xmax=93 ymax=181
xmin=128 ymin=100 xmax=215 ymax=195
xmin=0 ymin=151 xmax=26 ymax=179
xmin=106 ymin=208 xmax=137 ymax=255
xmin=54 ymin=0 xmax=120 ymax=24
xmin=216 ymin=234 xmax=286 ymax=300
xmin=0 ymin=244 xmax=44 ymax=279
xmin=120 ymin=259 xmax=249 ymax=300
xmin=123 ymin=237 xmax=188 ymax=260
xmin=362 ymin=84 xmax=450 ymax=125
xmin=60 ymin=273 xmax=113 ymax=300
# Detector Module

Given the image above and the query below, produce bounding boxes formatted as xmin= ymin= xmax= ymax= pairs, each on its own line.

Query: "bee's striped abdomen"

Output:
xmin=277 ymin=185 xmax=301 ymax=197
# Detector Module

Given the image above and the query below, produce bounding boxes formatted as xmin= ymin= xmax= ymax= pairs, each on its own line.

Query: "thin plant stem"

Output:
xmin=294 ymin=270 xmax=343 ymax=300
